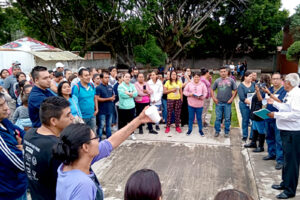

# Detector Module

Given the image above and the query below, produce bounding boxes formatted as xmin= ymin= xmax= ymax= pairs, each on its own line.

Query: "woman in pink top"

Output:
xmin=200 ymin=68 xmax=212 ymax=127
xmin=134 ymin=73 xmax=158 ymax=134
xmin=183 ymin=72 xmax=208 ymax=136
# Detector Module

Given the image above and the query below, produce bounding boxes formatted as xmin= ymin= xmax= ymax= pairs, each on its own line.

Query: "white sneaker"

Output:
xmin=111 ymin=126 xmax=118 ymax=131
xmin=130 ymin=134 xmax=136 ymax=140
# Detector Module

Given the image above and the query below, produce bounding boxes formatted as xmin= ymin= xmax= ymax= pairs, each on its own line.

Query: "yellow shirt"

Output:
xmin=164 ymin=80 xmax=182 ymax=100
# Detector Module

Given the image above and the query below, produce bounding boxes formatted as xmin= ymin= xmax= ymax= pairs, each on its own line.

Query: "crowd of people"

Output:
xmin=0 ymin=60 xmax=299 ymax=200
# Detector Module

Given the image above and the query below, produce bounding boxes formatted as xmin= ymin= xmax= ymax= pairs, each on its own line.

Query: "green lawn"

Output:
xmin=209 ymin=74 xmax=240 ymax=127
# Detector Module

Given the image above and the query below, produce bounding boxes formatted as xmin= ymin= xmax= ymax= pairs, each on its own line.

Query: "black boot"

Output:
xmin=244 ymin=130 xmax=258 ymax=148
xmin=253 ymin=133 xmax=265 ymax=152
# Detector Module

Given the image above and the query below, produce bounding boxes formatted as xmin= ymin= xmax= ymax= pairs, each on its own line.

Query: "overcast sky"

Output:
xmin=281 ymin=0 xmax=299 ymax=16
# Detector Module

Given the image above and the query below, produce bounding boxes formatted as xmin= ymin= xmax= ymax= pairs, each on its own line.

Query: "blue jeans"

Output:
xmin=252 ymin=120 xmax=265 ymax=134
xmin=265 ymin=120 xmax=283 ymax=164
xmin=188 ymin=106 xmax=203 ymax=132
xmin=83 ymin=117 xmax=96 ymax=134
xmin=98 ymin=114 xmax=113 ymax=140
xmin=111 ymin=103 xmax=117 ymax=124
xmin=162 ymin=99 xmax=167 ymax=123
xmin=239 ymin=101 xmax=250 ymax=138
xmin=214 ymin=103 xmax=231 ymax=134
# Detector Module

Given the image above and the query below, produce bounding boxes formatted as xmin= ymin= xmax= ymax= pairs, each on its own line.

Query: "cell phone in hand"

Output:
xmin=143 ymin=85 xmax=146 ymax=90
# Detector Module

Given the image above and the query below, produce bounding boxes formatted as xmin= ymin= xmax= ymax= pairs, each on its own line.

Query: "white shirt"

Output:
xmin=147 ymin=79 xmax=163 ymax=105
xmin=273 ymin=87 xmax=300 ymax=131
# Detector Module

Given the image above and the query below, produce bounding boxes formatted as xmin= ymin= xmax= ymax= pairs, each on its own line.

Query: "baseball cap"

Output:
xmin=56 ymin=62 xmax=64 ymax=68
xmin=12 ymin=61 xmax=21 ymax=67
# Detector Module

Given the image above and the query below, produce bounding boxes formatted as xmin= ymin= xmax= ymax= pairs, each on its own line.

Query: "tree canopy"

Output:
xmin=0 ymin=0 xmax=290 ymax=65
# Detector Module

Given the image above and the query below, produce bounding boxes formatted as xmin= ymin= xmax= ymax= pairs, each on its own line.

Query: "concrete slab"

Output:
xmin=246 ymin=147 xmax=300 ymax=200
xmin=92 ymin=126 xmax=258 ymax=200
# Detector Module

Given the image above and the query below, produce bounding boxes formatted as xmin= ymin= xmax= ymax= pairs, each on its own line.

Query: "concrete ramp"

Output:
xmin=92 ymin=127 xmax=258 ymax=200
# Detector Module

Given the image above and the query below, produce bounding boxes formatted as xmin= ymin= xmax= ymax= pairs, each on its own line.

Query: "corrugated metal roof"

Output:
xmin=31 ymin=51 xmax=84 ymax=61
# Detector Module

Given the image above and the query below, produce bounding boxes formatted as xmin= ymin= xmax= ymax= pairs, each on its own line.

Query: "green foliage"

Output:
xmin=0 ymin=6 xmax=24 ymax=45
xmin=133 ymin=36 xmax=167 ymax=67
xmin=290 ymin=5 xmax=300 ymax=41
xmin=286 ymin=41 xmax=300 ymax=61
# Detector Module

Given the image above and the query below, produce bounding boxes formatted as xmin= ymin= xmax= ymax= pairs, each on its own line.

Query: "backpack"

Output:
xmin=74 ymin=82 xmax=95 ymax=94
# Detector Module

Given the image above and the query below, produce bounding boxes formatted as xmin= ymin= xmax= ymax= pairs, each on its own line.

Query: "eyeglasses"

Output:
xmin=89 ymin=135 xmax=99 ymax=141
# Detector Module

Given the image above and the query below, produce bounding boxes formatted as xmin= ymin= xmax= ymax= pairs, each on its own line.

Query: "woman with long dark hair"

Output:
xmin=244 ymin=74 xmax=271 ymax=152
xmin=0 ymin=69 xmax=9 ymax=86
xmin=164 ymin=70 xmax=183 ymax=133
xmin=180 ymin=67 xmax=192 ymax=127
xmin=58 ymin=81 xmax=83 ymax=123
xmin=53 ymin=109 xmax=152 ymax=200
xmin=200 ymin=68 xmax=212 ymax=127
xmin=237 ymin=71 xmax=255 ymax=141
xmin=118 ymin=73 xmax=138 ymax=140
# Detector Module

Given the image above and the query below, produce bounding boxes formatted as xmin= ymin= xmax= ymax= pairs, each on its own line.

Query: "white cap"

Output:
xmin=56 ymin=62 xmax=64 ymax=68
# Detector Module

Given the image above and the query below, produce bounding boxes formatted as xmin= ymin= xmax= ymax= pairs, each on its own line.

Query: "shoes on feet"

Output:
xmin=139 ymin=129 xmax=143 ymax=134
xmin=165 ymin=127 xmax=170 ymax=133
xmin=253 ymin=147 xmax=264 ymax=152
xmin=176 ymin=127 xmax=182 ymax=133
xmin=130 ymin=134 xmax=136 ymax=140
xmin=186 ymin=130 xmax=192 ymax=136
xmin=199 ymin=130 xmax=205 ymax=137
xmin=275 ymin=163 xmax=283 ymax=170
xmin=149 ymin=130 xmax=158 ymax=134
xmin=242 ymin=137 xmax=247 ymax=142
xmin=276 ymin=192 xmax=294 ymax=199
xmin=214 ymin=132 xmax=220 ymax=137
xmin=155 ymin=125 xmax=160 ymax=131
xmin=224 ymin=133 xmax=229 ymax=138
xmin=272 ymin=184 xmax=285 ymax=190
xmin=263 ymin=155 xmax=276 ymax=160
xmin=244 ymin=143 xmax=257 ymax=148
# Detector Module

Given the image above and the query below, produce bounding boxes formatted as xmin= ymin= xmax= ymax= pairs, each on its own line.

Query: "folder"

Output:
xmin=254 ymin=108 xmax=271 ymax=120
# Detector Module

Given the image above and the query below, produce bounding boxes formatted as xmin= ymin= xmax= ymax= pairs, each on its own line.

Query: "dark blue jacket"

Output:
xmin=0 ymin=119 xmax=27 ymax=199
xmin=28 ymin=85 xmax=54 ymax=128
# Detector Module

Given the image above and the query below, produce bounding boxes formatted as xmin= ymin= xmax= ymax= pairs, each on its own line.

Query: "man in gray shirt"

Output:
xmin=211 ymin=66 xmax=237 ymax=137
xmin=3 ymin=62 xmax=22 ymax=100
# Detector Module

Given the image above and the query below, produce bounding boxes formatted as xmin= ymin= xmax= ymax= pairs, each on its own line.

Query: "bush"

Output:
xmin=133 ymin=36 xmax=167 ymax=67
xmin=286 ymin=41 xmax=300 ymax=61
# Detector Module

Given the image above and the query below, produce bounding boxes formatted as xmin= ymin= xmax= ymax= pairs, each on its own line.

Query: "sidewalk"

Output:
xmin=234 ymin=94 xmax=300 ymax=200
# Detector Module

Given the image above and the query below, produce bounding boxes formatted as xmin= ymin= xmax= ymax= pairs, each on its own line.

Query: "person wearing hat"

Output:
xmin=55 ymin=62 xmax=65 ymax=73
xmin=3 ymin=62 xmax=21 ymax=100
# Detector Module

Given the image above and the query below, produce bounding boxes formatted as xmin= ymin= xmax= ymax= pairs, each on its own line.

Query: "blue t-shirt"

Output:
xmin=68 ymin=96 xmax=82 ymax=118
xmin=56 ymin=140 xmax=113 ymax=200
xmin=266 ymin=86 xmax=286 ymax=122
xmin=72 ymin=82 xmax=95 ymax=119
xmin=28 ymin=86 xmax=54 ymax=128
xmin=96 ymin=83 xmax=114 ymax=115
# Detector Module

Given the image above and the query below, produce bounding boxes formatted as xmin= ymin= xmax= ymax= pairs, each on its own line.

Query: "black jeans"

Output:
xmin=135 ymin=102 xmax=153 ymax=131
xmin=118 ymin=108 xmax=135 ymax=129
xmin=280 ymin=130 xmax=300 ymax=196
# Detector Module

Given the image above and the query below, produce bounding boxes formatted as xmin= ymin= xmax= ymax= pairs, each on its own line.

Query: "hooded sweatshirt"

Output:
xmin=183 ymin=80 xmax=208 ymax=108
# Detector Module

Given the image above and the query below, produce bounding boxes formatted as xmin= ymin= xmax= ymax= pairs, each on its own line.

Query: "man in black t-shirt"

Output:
xmin=23 ymin=96 xmax=74 ymax=200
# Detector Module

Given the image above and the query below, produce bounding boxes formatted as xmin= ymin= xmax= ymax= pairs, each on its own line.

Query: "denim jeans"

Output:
xmin=98 ymin=114 xmax=113 ymax=140
xmin=214 ymin=103 xmax=231 ymax=134
xmin=83 ymin=116 xmax=96 ymax=134
xmin=188 ymin=106 xmax=203 ymax=132
xmin=239 ymin=101 xmax=250 ymax=138
xmin=265 ymin=120 xmax=283 ymax=164
xmin=162 ymin=99 xmax=167 ymax=123
xmin=111 ymin=103 xmax=117 ymax=124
